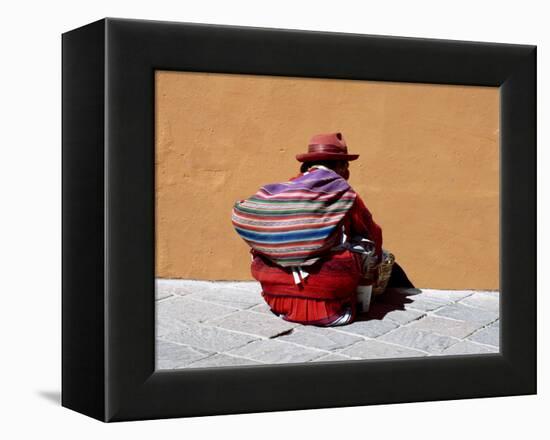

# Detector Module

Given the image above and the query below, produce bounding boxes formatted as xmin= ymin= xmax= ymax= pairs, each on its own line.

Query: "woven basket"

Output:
xmin=373 ymin=251 xmax=395 ymax=296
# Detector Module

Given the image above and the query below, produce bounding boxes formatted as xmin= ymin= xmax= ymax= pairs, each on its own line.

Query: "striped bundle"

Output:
xmin=232 ymin=167 xmax=356 ymax=267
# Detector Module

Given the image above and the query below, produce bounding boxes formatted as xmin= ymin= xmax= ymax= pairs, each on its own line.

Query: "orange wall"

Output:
xmin=155 ymin=71 xmax=499 ymax=290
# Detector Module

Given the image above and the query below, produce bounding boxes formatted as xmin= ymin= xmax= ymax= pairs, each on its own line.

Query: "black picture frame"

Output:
xmin=62 ymin=17 xmax=536 ymax=422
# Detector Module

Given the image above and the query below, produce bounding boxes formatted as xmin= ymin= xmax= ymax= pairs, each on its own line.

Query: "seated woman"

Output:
xmin=232 ymin=132 xmax=392 ymax=326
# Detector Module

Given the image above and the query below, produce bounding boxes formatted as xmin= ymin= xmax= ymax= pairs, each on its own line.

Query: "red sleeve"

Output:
xmin=349 ymin=195 xmax=383 ymax=258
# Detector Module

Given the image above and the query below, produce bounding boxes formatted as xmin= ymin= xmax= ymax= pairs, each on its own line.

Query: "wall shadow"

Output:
xmin=37 ymin=390 xmax=61 ymax=406
xmin=387 ymin=261 xmax=415 ymax=289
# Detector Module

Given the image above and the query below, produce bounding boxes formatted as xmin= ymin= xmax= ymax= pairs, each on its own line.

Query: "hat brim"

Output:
xmin=296 ymin=152 xmax=360 ymax=162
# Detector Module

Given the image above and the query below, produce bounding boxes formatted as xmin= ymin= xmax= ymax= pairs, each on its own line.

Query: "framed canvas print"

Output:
xmin=62 ymin=18 xmax=536 ymax=422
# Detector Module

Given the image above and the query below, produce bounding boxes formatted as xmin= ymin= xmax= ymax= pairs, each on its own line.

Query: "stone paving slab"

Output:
xmin=405 ymin=315 xmax=483 ymax=339
xmin=156 ymin=340 xmax=213 ymax=369
xmin=156 ymin=290 xmax=174 ymax=302
xmin=207 ymin=310 xmax=298 ymax=338
xmin=460 ymin=293 xmax=500 ymax=312
xmin=339 ymin=339 xmax=426 ymax=359
xmin=381 ymin=288 xmax=469 ymax=312
xmin=403 ymin=299 xmax=450 ymax=312
xmin=335 ymin=318 xmax=398 ymax=338
xmin=186 ymin=353 xmax=262 ymax=368
xmin=383 ymin=288 xmax=471 ymax=305
xmin=249 ymin=303 xmax=273 ymax=314
xmin=277 ymin=327 xmax=362 ymax=351
xmin=433 ymin=303 xmax=499 ymax=326
xmin=185 ymin=285 xmax=263 ymax=310
xmin=312 ymin=353 xmax=355 ymax=363
xmin=378 ymin=326 xmax=460 ymax=354
xmin=215 ymin=281 xmax=262 ymax=294
xmin=227 ymin=339 xmax=325 ymax=364
xmin=417 ymin=289 xmax=474 ymax=302
xmin=155 ymin=279 xmax=500 ymax=369
xmin=162 ymin=321 xmax=259 ymax=353
xmin=467 ymin=321 xmax=499 ymax=347
xmin=368 ymin=303 xmax=426 ymax=325
xmin=157 ymin=296 xmax=237 ymax=327
xmin=441 ymin=340 xmax=499 ymax=355
xmin=479 ymin=290 xmax=500 ymax=298
xmin=156 ymin=279 xmax=195 ymax=297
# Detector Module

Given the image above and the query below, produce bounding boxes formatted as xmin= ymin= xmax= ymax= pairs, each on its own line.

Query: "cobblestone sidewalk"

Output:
xmin=156 ymin=279 xmax=499 ymax=369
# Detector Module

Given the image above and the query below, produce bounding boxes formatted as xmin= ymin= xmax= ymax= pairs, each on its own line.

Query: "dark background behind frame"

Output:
xmin=62 ymin=18 xmax=536 ymax=422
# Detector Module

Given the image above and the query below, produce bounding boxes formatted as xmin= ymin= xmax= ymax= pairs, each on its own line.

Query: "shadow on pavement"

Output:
xmin=355 ymin=261 xmax=420 ymax=322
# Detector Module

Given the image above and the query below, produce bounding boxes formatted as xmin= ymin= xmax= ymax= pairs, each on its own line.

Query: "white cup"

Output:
xmin=357 ymin=285 xmax=373 ymax=313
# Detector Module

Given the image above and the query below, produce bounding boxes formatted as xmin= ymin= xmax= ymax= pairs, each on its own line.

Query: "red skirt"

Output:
xmin=251 ymin=250 xmax=362 ymax=326
xmin=261 ymin=293 xmax=357 ymax=326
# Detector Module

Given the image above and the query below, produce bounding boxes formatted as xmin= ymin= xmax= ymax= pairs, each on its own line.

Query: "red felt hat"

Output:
xmin=296 ymin=132 xmax=359 ymax=162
